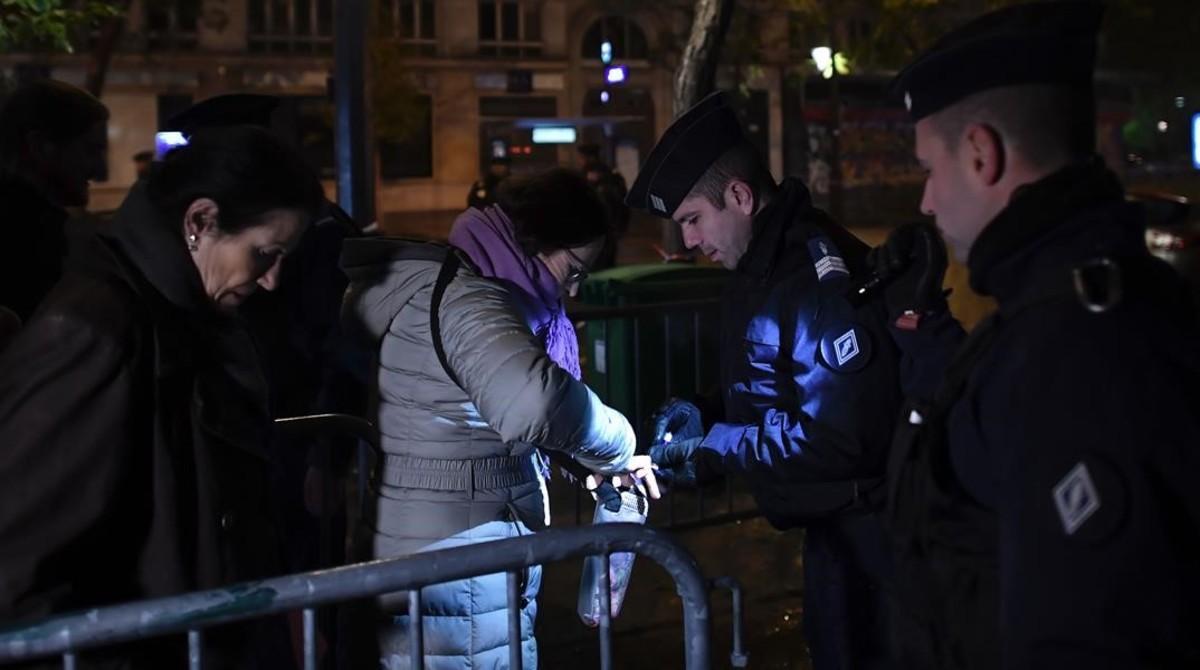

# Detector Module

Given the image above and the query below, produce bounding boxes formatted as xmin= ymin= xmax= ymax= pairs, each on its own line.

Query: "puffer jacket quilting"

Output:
xmin=341 ymin=239 xmax=633 ymax=669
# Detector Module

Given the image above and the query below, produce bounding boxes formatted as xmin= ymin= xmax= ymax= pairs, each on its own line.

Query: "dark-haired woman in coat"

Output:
xmin=0 ymin=126 xmax=325 ymax=667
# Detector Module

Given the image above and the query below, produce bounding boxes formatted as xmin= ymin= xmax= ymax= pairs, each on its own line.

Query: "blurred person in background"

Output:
xmin=0 ymin=78 xmax=108 ymax=323
xmin=576 ymin=144 xmax=629 ymax=270
xmin=132 ymin=149 xmax=154 ymax=181
xmin=467 ymin=154 xmax=511 ymax=209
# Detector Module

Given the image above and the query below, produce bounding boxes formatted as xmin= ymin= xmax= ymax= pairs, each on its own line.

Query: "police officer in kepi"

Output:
xmin=875 ymin=2 xmax=1200 ymax=668
xmin=627 ymin=91 xmax=903 ymax=669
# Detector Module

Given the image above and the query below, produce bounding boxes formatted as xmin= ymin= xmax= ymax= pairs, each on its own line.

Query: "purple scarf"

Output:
xmin=449 ymin=206 xmax=581 ymax=380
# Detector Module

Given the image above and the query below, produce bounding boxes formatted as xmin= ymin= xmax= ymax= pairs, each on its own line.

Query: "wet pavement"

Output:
xmin=537 ymin=481 xmax=814 ymax=670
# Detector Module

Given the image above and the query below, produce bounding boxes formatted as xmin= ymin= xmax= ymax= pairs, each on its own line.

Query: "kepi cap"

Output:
xmin=626 ymin=91 xmax=748 ymax=219
xmin=891 ymin=1 xmax=1104 ymax=121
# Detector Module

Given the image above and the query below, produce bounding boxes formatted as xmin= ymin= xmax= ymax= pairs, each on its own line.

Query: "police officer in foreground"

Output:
xmin=627 ymin=91 xmax=903 ymax=669
xmin=875 ymin=2 xmax=1200 ymax=668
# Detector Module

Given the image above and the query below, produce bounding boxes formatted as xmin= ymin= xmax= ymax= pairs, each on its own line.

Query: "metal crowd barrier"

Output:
xmin=0 ymin=524 xmax=711 ymax=670
xmin=274 ymin=412 xmax=379 ymax=526
xmin=563 ymin=298 xmax=762 ymax=532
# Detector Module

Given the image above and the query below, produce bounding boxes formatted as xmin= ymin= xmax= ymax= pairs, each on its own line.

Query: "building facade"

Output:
xmin=0 ymin=0 xmax=812 ymax=234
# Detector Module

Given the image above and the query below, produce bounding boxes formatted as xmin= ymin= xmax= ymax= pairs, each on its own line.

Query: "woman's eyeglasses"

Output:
xmin=564 ymin=247 xmax=589 ymax=286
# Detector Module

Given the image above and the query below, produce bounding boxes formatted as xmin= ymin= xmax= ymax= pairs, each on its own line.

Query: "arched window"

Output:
xmin=580 ymin=15 xmax=647 ymax=61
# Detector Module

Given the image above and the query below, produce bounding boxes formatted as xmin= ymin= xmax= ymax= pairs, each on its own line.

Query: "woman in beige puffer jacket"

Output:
xmin=340 ymin=216 xmax=635 ymax=669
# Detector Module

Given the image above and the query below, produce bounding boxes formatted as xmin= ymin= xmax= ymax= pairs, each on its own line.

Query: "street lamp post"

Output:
xmin=334 ymin=0 xmax=375 ymax=225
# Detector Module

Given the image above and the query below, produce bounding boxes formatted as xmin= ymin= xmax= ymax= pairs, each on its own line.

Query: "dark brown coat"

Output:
xmin=0 ymin=188 xmax=280 ymax=666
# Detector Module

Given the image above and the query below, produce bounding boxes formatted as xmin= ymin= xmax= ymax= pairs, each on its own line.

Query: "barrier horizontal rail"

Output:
xmin=0 ymin=524 xmax=711 ymax=670
xmin=274 ymin=413 xmax=379 ymax=452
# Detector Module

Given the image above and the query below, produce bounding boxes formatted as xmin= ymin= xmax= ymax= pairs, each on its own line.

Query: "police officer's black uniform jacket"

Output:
xmin=700 ymin=177 xmax=904 ymax=527
xmin=888 ymin=160 xmax=1200 ymax=669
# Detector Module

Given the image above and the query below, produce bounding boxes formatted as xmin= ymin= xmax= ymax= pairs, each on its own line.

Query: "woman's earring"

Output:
xmin=186 ymin=233 xmax=199 ymax=252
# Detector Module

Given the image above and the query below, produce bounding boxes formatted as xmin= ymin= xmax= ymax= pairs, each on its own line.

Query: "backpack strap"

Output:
xmin=425 ymin=247 xmax=613 ymax=500
xmin=429 ymin=249 xmax=462 ymax=387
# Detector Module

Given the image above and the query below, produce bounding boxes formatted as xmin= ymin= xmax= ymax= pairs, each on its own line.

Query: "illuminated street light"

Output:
xmin=1192 ymin=113 xmax=1200 ymax=170
xmin=600 ymin=41 xmax=613 ymax=64
xmin=810 ymin=46 xmax=849 ymax=79
xmin=811 ymin=46 xmax=833 ymax=79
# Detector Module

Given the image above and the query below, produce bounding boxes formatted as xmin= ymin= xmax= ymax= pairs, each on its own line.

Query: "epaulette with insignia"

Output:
xmin=808 ymin=236 xmax=849 ymax=282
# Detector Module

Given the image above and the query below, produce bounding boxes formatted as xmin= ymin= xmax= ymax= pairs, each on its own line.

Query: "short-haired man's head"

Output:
xmin=927 ymin=84 xmax=1095 ymax=172
xmin=0 ymin=80 xmax=109 ymax=206
xmin=0 ymin=79 xmax=108 ymax=175
xmin=686 ymin=141 xmax=776 ymax=212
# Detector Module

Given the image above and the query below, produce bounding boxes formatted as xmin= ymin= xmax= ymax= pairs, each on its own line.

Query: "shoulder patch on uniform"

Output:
xmin=808 ymin=237 xmax=849 ymax=282
xmin=1053 ymin=462 xmax=1101 ymax=535
xmin=817 ymin=322 xmax=872 ymax=373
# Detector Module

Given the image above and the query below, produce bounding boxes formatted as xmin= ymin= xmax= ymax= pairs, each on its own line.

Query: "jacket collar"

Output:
xmin=737 ymin=178 xmax=811 ymax=281
xmin=736 ymin=177 xmax=867 ymax=283
xmin=101 ymin=182 xmax=214 ymax=316
xmin=967 ymin=157 xmax=1140 ymax=304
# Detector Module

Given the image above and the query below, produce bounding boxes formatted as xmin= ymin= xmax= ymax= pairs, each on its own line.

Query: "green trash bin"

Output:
xmin=573 ymin=263 xmax=729 ymax=429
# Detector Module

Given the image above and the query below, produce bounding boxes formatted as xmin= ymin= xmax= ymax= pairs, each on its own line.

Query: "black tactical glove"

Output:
xmin=649 ymin=436 xmax=720 ymax=491
xmin=650 ymin=398 xmax=704 ymax=445
xmin=649 ymin=435 xmax=702 ymax=469
xmin=866 ymin=221 xmax=950 ymax=322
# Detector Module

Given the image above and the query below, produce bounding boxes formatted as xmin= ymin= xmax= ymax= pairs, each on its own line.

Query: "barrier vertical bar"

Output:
xmin=632 ymin=317 xmax=642 ymax=429
xmin=303 ymin=608 xmax=317 ymax=670
xmin=597 ymin=553 xmax=612 ymax=670
xmin=61 ymin=653 xmax=75 ymax=670
xmin=507 ymin=571 xmax=522 ymax=669
xmin=409 ymin=589 xmax=424 ymax=670
xmin=188 ymin=629 xmax=202 ymax=670
xmin=663 ymin=312 xmax=672 ymax=397
xmin=712 ymin=577 xmax=748 ymax=668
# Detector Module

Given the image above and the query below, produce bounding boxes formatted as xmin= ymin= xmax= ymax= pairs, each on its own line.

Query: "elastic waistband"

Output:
xmin=379 ymin=453 xmax=539 ymax=495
